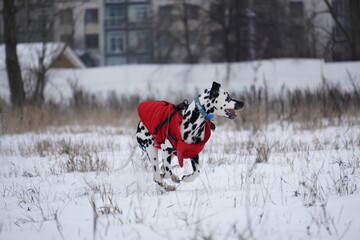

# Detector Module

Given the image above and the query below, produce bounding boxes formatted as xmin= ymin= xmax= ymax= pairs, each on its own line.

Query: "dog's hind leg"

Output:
xmin=136 ymin=122 xmax=176 ymax=191
xmin=160 ymin=139 xmax=180 ymax=183
xmin=181 ymin=155 xmax=201 ymax=182
xmin=142 ymin=143 xmax=176 ymax=191
xmin=144 ymin=146 xmax=162 ymax=184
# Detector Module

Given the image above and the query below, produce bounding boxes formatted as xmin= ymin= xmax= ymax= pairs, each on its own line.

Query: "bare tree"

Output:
xmin=2 ymin=0 xmax=25 ymax=107
xmin=152 ymin=0 xmax=322 ymax=64
xmin=26 ymin=1 xmax=56 ymax=103
xmin=207 ymin=0 xmax=319 ymax=61
xmin=324 ymin=0 xmax=360 ymax=60
xmin=206 ymin=0 xmax=248 ymax=62
xmin=2 ymin=0 xmax=82 ymax=105
xmin=25 ymin=2 xmax=77 ymax=103
xmin=181 ymin=1 xmax=197 ymax=63
xmin=153 ymin=0 xmax=209 ymax=63
xmin=349 ymin=0 xmax=360 ymax=60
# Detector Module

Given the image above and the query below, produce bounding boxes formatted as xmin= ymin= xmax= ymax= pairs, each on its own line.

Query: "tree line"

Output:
xmin=152 ymin=0 xmax=359 ymax=63
xmin=2 ymin=0 xmax=360 ymax=107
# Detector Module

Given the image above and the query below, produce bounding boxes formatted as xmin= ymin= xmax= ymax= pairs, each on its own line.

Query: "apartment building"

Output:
xmin=67 ymin=0 xmax=153 ymax=66
xmin=0 ymin=0 xmax=212 ymax=66
xmin=0 ymin=0 xmax=153 ymax=67
xmin=103 ymin=0 xmax=152 ymax=65
xmin=1 ymin=0 xmax=348 ymax=66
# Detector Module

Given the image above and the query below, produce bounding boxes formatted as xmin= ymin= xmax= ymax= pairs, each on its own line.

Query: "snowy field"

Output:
xmin=1 ymin=120 xmax=360 ymax=240
xmin=1 ymin=59 xmax=360 ymax=103
xmin=1 ymin=59 xmax=360 ymax=239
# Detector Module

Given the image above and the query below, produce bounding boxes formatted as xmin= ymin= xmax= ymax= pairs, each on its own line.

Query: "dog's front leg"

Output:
xmin=182 ymin=155 xmax=201 ymax=182
xmin=160 ymin=140 xmax=180 ymax=183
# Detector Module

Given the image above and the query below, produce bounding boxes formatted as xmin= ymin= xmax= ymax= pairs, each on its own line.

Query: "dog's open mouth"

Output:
xmin=225 ymin=109 xmax=237 ymax=119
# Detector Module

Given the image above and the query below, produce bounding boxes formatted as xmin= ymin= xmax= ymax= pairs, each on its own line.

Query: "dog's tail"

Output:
xmin=114 ymin=143 xmax=137 ymax=171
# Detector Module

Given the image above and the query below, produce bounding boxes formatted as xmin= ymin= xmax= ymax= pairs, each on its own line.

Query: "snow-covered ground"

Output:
xmin=1 ymin=60 xmax=360 ymax=239
xmin=1 ymin=121 xmax=359 ymax=239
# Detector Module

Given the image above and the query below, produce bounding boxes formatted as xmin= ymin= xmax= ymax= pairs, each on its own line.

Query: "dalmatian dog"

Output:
xmin=136 ymin=82 xmax=244 ymax=191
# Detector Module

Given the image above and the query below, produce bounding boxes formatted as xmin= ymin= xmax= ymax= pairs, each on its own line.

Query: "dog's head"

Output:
xmin=204 ymin=82 xmax=244 ymax=119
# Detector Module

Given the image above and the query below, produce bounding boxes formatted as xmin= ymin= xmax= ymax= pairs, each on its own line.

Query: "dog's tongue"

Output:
xmin=227 ymin=109 xmax=236 ymax=115
xmin=226 ymin=109 xmax=237 ymax=119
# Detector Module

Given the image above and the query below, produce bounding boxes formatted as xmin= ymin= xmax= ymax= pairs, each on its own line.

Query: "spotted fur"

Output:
xmin=136 ymin=82 xmax=244 ymax=191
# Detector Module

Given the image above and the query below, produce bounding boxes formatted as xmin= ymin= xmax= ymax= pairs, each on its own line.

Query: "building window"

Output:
xmin=289 ymin=1 xmax=304 ymax=18
xmin=185 ymin=4 xmax=199 ymax=20
xmin=60 ymin=8 xmax=73 ymax=25
xmin=128 ymin=4 xmax=150 ymax=26
xmin=107 ymin=31 xmax=126 ymax=53
xmin=85 ymin=8 xmax=98 ymax=24
xmin=85 ymin=34 xmax=99 ymax=49
xmin=106 ymin=56 xmax=126 ymax=65
xmin=105 ymin=5 xmax=126 ymax=28
xmin=128 ymin=30 xmax=150 ymax=52
xmin=135 ymin=6 xmax=149 ymax=22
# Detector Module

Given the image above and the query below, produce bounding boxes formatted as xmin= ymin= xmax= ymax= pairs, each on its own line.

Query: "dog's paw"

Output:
xmin=171 ymin=174 xmax=180 ymax=183
xmin=155 ymin=180 xmax=176 ymax=191
xmin=164 ymin=185 xmax=177 ymax=191
xmin=171 ymin=175 xmax=180 ymax=183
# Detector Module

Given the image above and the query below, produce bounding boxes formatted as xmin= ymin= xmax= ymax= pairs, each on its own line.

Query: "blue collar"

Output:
xmin=195 ymin=97 xmax=213 ymax=121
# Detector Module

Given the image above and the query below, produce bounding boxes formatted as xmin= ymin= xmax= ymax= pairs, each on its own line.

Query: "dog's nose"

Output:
xmin=234 ymin=100 xmax=244 ymax=110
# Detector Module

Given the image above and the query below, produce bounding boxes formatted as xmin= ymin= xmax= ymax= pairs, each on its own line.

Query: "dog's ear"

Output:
xmin=210 ymin=82 xmax=221 ymax=98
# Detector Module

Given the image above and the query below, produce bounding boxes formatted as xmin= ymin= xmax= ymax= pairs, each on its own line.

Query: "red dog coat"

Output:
xmin=138 ymin=101 xmax=211 ymax=167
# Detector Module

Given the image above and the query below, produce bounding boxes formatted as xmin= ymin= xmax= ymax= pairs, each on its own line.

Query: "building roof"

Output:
xmin=0 ymin=42 xmax=86 ymax=71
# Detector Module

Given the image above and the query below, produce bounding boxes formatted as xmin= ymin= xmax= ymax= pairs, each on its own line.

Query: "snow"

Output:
xmin=44 ymin=59 xmax=359 ymax=103
xmin=1 ymin=59 xmax=360 ymax=103
xmin=0 ymin=42 xmax=85 ymax=72
xmin=0 ymin=59 xmax=360 ymax=239
xmin=1 ymin=121 xmax=360 ymax=239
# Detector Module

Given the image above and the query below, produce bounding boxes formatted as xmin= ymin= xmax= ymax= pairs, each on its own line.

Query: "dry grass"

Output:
xmin=0 ymin=79 xmax=359 ymax=135
xmin=0 ymin=101 xmax=139 ymax=134
xmin=236 ymin=81 xmax=360 ymax=131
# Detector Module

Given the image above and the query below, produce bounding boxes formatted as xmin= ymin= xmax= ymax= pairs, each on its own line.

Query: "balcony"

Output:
xmin=105 ymin=17 xmax=126 ymax=29
xmin=127 ymin=20 xmax=149 ymax=29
